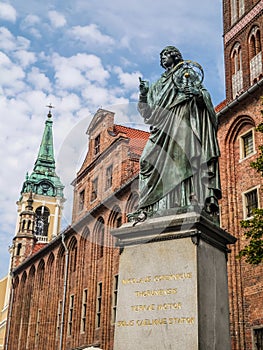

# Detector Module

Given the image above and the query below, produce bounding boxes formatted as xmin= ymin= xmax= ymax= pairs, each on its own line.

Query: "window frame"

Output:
xmin=96 ymin=282 xmax=102 ymax=328
xmin=239 ymin=128 xmax=256 ymax=161
xmin=91 ymin=177 xmax=98 ymax=202
xmin=94 ymin=134 xmax=101 ymax=155
xmin=242 ymin=186 xmax=260 ymax=219
xmin=105 ymin=164 xmax=113 ymax=190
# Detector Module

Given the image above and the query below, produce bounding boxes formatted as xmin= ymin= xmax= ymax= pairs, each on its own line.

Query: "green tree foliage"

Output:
xmin=238 ymin=102 xmax=263 ymax=265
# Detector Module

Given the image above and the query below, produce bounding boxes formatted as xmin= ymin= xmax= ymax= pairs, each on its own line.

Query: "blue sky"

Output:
xmin=0 ymin=0 xmax=225 ymax=278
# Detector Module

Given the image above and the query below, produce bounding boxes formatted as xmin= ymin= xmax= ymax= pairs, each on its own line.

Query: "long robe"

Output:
xmin=137 ymin=65 xmax=221 ymax=214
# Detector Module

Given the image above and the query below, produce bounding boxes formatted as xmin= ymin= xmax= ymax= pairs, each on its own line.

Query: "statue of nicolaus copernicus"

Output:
xmin=133 ymin=46 xmax=221 ymax=219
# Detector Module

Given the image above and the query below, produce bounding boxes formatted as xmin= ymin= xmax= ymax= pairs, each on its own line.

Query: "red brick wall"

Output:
xmin=218 ymin=90 xmax=263 ymax=350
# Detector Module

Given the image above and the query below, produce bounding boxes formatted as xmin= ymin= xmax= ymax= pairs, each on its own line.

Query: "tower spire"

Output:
xmin=21 ymin=107 xmax=64 ymax=198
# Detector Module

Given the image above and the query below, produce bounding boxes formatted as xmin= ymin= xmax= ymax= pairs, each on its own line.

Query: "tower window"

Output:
xmin=35 ymin=206 xmax=50 ymax=238
xmin=106 ymin=165 xmax=113 ymax=190
xmin=249 ymin=27 xmax=262 ymax=83
xmin=94 ymin=134 xmax=100 ymax=155
xmin=231 ymin=43 xmax=243 ymax=98
xmin=16 ymin=243 xmax=22 ymax=256
xmin=231 ymin=0 xmax=245 ymax=24
xmin=242 ymin=187 xmax=259 ymax=218
xmin=240 ymin=129 xmax=255 ymax=160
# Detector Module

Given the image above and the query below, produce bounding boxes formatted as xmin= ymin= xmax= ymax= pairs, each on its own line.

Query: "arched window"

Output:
xmin=231 ymin=42 xmax=243 ymax=98
xmin=94 ymin=217 xmax=105 ymax=259
xmin=231 ymin=0 xmax=245 ymax=24
xmin=37 ymin=260 xmax=45 ymax=290
xmin=249 ymin=26 xmax=262 ymax=83
xmin=35 ymin=206 xmax=50 ymax=238
xmin=68 ymin=237 xmax=78 ymax=273
xmin=125 ymin=192 xmax=139 ymax=216
xmin=16 ymin=243 xmax=22 ymax=256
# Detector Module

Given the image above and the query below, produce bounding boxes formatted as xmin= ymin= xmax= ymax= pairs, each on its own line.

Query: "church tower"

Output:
xmin=12 ymin=108 xmax=65 ymax=268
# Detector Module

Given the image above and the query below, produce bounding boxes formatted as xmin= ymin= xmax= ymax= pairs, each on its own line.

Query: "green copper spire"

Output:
xmin=34 ymin=110 xmax=55 ymax=172
xmin=21 ymin=108 xmax=64 ymax=198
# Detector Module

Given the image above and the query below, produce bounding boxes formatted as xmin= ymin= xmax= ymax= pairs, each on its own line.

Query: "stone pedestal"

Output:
xmin=111 ymin=212 xmax=236 ymax=350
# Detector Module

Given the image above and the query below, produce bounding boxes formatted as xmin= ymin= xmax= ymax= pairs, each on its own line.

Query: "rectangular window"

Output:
xmin=96 ymin=282 xmax=102 ymax=328
xmin=56 ymin=300 xmax=62 ymax=339
xmin=81 ymin=289 xmax=88 ymax=333
xmin=91 ymin=178 xmax=98 ymax=201
xmin=35 ymin=309 xmax=41 ymax=346
xmin=94 ymin=134 xmax=100 ymax=155
xmin=112 ymin=275 xmax=119 ymax=324
xmin=253 ymin=327 xmax=263 ymax=350
xmin=243 ymin=187 xmax=259 ymax=218
xmin=106 ymin=165 xmax=113 ymax=190
xmin=79 ymin=190 xmax=85 ymax=212
xmin=240 ymin=129 xmax=255 ymax=160
xmin=68 ymin=295 xmax=74 ymax=336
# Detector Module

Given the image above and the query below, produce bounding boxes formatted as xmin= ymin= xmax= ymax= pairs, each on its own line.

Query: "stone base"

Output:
xmin=111 ymin=212 xmax=236 ymax=350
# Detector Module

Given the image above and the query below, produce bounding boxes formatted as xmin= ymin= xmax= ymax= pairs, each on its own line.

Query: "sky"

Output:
xmin=0 ymin=0 xmax=225 ymax=278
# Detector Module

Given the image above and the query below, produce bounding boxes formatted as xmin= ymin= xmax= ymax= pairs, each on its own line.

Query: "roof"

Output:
xmin=114 ymin=124 xmax=149 ymax=155
xmin=215 ymin=99 xmax=228 ymax=113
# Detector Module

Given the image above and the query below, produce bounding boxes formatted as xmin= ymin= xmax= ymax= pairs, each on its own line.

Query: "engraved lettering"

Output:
xmin=131 ymin=304 xmax=156 ymax=312
xmin=135 ymin=288 xmax=178 ymax=297
xmin=157 ymin=302 xmax=182 ymax=310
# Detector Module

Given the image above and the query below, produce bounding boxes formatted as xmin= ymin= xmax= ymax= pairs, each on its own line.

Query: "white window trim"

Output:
xmin=239 ymin=127 xmax=256 ymax=162
xmin=242 ymin=185 xmax=260 ymax=219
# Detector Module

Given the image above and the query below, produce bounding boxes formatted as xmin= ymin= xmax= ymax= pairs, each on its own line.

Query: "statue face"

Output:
xmin=161 ymin=51 xmax=175 ymax=70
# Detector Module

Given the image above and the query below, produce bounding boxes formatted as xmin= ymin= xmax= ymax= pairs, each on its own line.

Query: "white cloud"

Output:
xmin=52 ymin=53 xmax=110 ymax=89
xmin=0 ymin=3 xmax=17 ymax=22
xmin=70 ymin=24 xmax=115 ymax=46
xmin=14 ymin=50 xmax=36 ymax=67
xmin=48 ymin=10 xmax=67 ymax=28
xmin=114 ymin=67 xmax=141 ymax=91
xmin=21 ymin=14 xmax=42 ymax=38
xmin=27 ymin=67 xmax=51 ymax=92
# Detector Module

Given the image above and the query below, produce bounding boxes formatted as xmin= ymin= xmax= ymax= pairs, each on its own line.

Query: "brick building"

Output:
xmin=5 ymin=109 xmax=149 ymax=350
xmin=217 ymin=0 xmax=263 ymax=349
xmin=4 ymin=1 xmax=263 ymax=349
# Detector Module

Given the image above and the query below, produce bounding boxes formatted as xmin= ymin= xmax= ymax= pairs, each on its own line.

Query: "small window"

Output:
xmin=243 ymin=187 xmax=259 ymax=218
xmin=106 ymin=165 xmax=113 ymax=190
xmin=68 ymin=295 xmax=74 ymax=336
xmin=16 ymin=243 xmax=22 ymax=256
xmin=56 ymin=300 xmax=62 ymax=339
xmin=253 ymin=327 xmax=263 ymax=350
xmin=79 ymin=190 xmax=85 ymax=212
xmin=240 ymin=129 xmax=255 ymax=160
xmin=94 ymin=134 xmax=100 ymax=155
xmin=91 ymin=178 xmax=98 ymax=201
xmin=96 ymin=282 xmax=102 ymax=328
xmin=81 ymin=289 xmax=88 ymax=333
xmin=112 ymin=275 xmax=119 ymax=324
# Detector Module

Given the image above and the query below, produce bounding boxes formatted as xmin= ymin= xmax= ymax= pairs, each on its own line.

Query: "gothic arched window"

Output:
xmin=249 ymin=26 xmax=262 ymax=83
xmin=231 ymin=42 xmax=243 ymax=98
xmin=35 ymin=206 xmax=50 ymax=238
xmin=231 ymin=0 xmax=245 ymax=24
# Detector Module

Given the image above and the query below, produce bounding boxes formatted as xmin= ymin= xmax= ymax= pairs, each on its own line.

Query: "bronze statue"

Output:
xmin=129 ymin=46 xmax=221 ymax=221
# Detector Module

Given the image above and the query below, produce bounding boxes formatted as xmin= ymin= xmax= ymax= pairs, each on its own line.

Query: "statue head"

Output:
xmin=160 ymin=46 xmax=183 ymax=69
